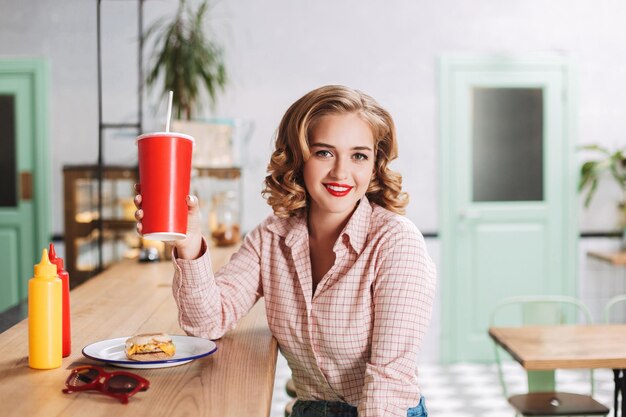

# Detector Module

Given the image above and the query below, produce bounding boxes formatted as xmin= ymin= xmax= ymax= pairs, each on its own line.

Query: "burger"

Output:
xmin=125 ymin=333 xmax=176 ymax=361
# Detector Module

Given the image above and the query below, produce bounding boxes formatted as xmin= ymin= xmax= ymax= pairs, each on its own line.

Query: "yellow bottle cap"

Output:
xmin=34 ymin=249 xmax=57 ymax=277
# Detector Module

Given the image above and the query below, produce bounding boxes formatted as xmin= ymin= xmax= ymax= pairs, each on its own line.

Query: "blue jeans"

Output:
xmin=290 ymin=396 xmax=428 ymax=417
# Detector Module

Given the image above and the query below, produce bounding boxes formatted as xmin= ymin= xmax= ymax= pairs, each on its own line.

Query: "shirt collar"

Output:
xmin=266 ymin=213 xmax=308 ymax=247
xmin=266 ymin=195 xmax=373 ymax=254
xmin=339 ymin=195 xmax=371 ymax=254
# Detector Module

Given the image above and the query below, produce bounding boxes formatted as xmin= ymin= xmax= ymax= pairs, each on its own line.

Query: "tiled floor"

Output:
xmin=270 ymin=352 xmax=620 ymax=417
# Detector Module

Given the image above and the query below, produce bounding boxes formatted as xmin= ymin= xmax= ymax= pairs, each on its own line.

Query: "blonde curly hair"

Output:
xmin=263 ymin=85 xmax=408 ymax=217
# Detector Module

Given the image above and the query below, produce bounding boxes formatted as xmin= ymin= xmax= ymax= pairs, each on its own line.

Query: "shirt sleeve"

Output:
xmin=171 ymin=225 xmax=264 ymax=340
xmin=358 ymin=219 xmax=437 ymax=417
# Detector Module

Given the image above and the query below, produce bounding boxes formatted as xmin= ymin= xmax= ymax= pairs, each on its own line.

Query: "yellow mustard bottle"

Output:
xmin=28 ymin=249 xmax=62 ymax=369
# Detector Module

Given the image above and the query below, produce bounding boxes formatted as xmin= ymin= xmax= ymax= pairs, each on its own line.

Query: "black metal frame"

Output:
xmin=96 ymin=0 xmax=145 ymax=271
xmin=612 ymin=369 xmax=625 ymax=417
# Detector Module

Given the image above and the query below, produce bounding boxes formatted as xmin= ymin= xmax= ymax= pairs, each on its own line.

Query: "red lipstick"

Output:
xmin=323 ymin=183 xmax=353 ymax=197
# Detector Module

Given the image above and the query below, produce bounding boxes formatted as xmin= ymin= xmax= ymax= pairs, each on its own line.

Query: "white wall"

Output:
xmin=1 ymin=0 xmax=626 ymax=236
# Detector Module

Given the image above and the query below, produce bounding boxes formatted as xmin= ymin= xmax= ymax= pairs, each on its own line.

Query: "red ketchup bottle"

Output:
xmin=49 ymin=243 xmax=71 ymax=357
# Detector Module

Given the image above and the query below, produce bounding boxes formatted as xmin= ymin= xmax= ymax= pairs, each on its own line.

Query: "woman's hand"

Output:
xmin=133 ymin=184 xmax=204 ymax=260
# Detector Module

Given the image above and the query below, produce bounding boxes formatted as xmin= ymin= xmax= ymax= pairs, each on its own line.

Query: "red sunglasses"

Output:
xmin=62 ymin=365 xmax=150 ymax=404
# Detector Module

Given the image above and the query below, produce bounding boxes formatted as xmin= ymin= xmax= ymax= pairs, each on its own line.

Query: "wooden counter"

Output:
xmin=0 ymin=245 xmax=278 ymax=417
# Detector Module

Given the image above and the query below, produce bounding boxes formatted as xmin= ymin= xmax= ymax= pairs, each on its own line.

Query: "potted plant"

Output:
xmin=578 ymin=144 xmax=626 ymax=229
xmin=144 ymin=0 xmax=227 ymax=120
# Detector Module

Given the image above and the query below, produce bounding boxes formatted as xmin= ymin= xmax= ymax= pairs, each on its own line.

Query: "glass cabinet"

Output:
xmin=63 ymin=165 xmax=139 ymax=287
xmin=63 ymin=164 xmax=243 ymax=287
xmin=192 ymin=167 xmax=242 ymax=247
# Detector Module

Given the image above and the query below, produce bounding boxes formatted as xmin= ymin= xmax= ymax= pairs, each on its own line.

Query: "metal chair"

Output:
xmin=603 ymin=294 xmax=626 ymax=324
xmin=490 ymin=295 xmax=610 ymax=416
xmin=603 ymin=294 xmax=626 ymax=417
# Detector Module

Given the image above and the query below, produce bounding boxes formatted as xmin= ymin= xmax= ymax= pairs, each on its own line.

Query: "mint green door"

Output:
xmin=439 ymin=56 xmax=577 ymax=362
xmin=0 ymin=60 xmax=51 ymax=312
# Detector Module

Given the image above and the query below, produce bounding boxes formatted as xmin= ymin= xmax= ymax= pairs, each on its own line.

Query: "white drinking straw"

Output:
xmin=165 ymin=90 xmax=173 ymax=133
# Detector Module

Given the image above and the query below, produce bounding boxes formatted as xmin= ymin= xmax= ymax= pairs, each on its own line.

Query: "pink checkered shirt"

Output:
xmin=172 ymin=197 xmax=436 ymax=417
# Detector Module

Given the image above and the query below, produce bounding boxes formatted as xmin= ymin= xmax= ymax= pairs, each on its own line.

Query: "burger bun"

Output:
xmin=124 ymin=332 xmax=176 ymax=361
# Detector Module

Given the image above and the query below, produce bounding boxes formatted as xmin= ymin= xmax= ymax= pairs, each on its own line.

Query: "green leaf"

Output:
xmin=578 ymin=144 xmax=626 ymax=207
xmin=143 ymin=0 xmax=226 ymax=119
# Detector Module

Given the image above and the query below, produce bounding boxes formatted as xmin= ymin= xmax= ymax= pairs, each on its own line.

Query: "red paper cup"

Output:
xmin=136 ymin=132 xmax=194 ymax=241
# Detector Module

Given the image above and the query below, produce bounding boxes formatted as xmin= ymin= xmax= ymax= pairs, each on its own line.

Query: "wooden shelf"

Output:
xmin=64 ymin=165 xmax=139 ymax=287
xmin=64 ymin=164 xmax=138 ymax=179
xmin=194 ymin=166 xmax=241 ymax=179
xmin=102 ymin=218 xmax=136 ymax=231
xmin=588 ymin=251 xmax=626 ymax=266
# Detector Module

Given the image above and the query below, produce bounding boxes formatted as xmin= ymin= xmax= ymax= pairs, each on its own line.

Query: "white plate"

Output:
xmin=82 ymin=335 xmax=217 ymax=369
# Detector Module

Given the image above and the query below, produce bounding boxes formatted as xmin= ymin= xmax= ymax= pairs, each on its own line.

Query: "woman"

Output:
xmin=135 ymin=85 xmax=436 ymax=417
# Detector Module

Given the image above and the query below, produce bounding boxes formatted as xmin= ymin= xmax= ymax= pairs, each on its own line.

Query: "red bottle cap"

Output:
xmin=48 ymin=243 xmax=65 ymax=272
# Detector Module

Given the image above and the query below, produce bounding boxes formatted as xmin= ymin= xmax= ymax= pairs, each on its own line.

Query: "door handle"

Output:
xmin=20 ymin=171 xmax=33 ymax=201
